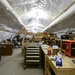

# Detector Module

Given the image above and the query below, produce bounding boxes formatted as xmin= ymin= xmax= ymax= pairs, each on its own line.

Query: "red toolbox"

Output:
xmin=64 ymin=40 xmax=75 ymax=57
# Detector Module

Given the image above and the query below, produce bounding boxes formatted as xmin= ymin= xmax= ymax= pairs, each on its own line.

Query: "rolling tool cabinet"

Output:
xmin=24 ymin=43 xmax=41 ymax=69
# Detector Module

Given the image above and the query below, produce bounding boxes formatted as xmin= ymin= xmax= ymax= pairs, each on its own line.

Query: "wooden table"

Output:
xmin=47 ymin=55 xmax=75 ymax=75
xmin=41 ymin=44 xmax=75 ymax=75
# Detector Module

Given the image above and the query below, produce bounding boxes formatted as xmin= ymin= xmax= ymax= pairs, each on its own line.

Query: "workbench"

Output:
xmin=47 ymin=55 xmax=75 ymax=75
xmin=41 ymin=44 xmax=49 ymax=75
xmin=41 ymin=44 xmax=75 ymax=75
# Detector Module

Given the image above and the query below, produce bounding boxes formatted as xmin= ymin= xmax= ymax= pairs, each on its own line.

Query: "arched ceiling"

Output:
xmin=0 ymin=0 xmax=75 ymax=33
xmin=0 ymin=1 xmax=24 ymax=33
xmin=47 ymin=14 xmax=75 ymax=32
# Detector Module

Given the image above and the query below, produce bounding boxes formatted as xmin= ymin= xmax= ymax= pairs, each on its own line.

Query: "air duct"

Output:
xmin=41 ymin=3 xmax=75 ymax=32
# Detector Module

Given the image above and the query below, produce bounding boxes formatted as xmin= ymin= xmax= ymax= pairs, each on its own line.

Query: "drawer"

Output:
xmin=26 ymin=60 xmax=40 ymax=62
xmin=26 ymin=50 xmax=39 ymax=53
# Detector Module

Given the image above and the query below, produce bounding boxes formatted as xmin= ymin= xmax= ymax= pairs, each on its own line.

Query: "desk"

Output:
xmin=47 ymin=55 xmax=75 ymax=75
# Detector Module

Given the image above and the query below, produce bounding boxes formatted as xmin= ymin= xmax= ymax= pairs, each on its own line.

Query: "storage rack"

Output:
xmin=24 ymin=43 xmax=41 ymax=69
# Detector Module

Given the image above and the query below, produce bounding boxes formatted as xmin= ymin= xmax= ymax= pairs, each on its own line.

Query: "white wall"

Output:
xmin=0 ymin=31 xmax=16 ymax=42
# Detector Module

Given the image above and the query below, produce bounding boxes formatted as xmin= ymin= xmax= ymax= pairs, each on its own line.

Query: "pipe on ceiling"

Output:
xmin=0 ymin=0 xmax=28 ymax=31
xmin=41 ymin=3 xmax=75 ymax=32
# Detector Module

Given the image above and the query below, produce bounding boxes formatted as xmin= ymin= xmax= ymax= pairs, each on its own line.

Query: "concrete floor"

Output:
xmin=0 ymin=48 xmax=43 ymax=75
